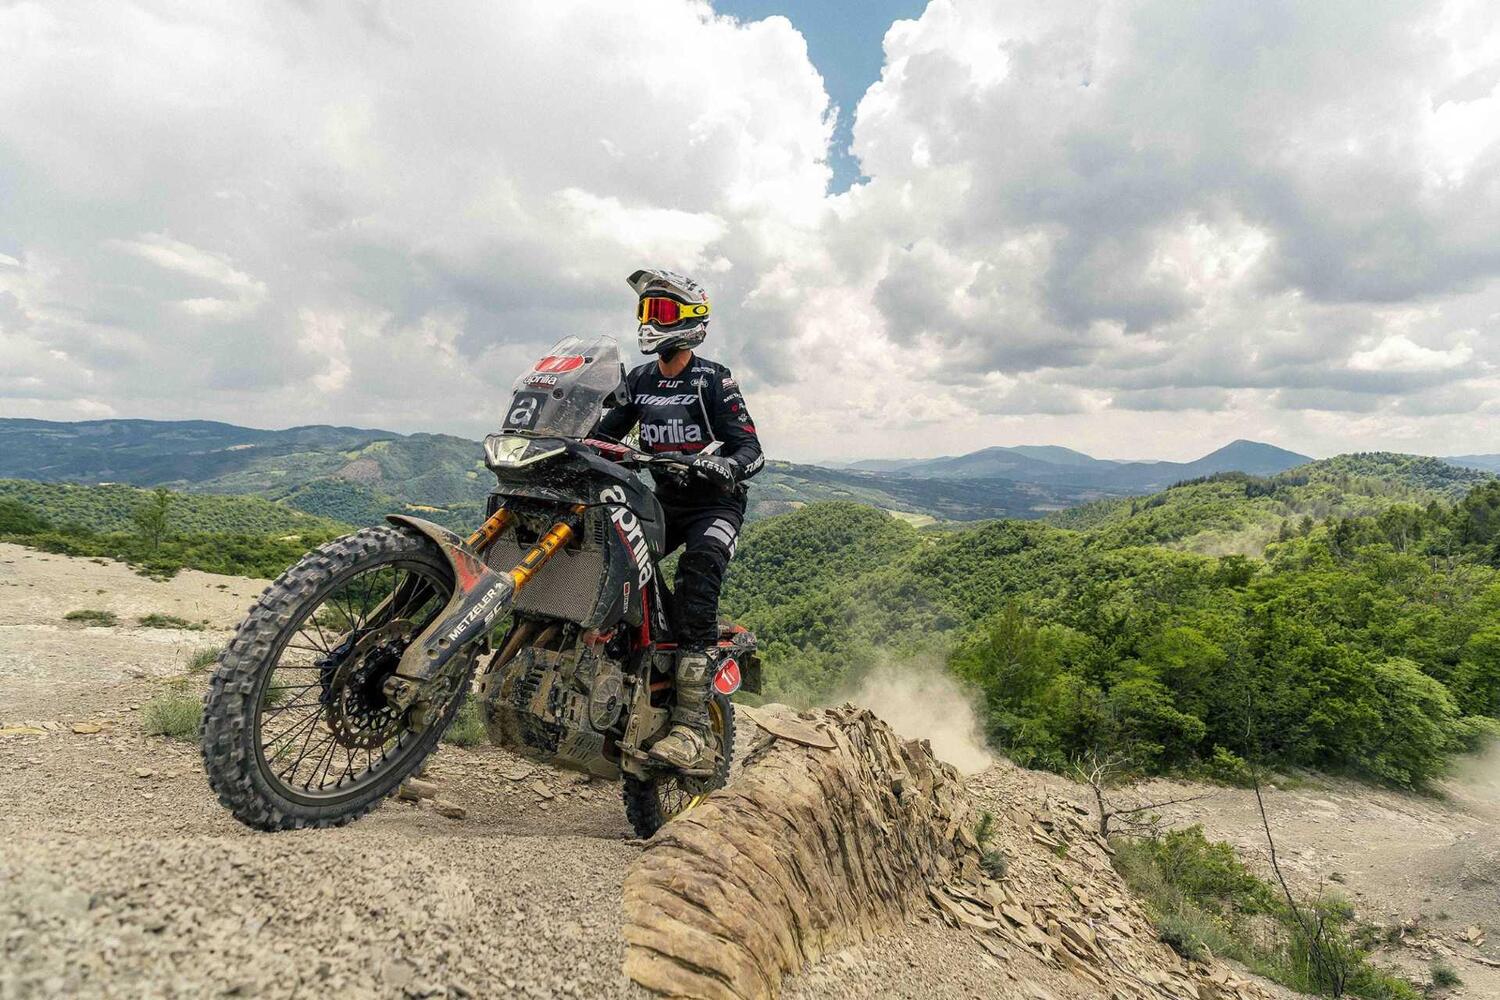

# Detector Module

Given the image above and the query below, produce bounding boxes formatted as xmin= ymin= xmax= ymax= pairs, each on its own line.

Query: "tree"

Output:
xmin=1453 ymin=628 xmax=1500 ymax=718
xmin=133 ymin=488 xmax=172 ymax=552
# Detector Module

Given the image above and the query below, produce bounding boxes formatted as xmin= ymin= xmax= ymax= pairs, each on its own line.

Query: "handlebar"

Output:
xmin=581 ymin=438 xmax=707 ymax=471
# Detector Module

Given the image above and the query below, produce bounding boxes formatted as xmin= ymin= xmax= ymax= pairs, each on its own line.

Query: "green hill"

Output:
xmin=725 ymin=462 xmax=1500 ymax=787
xmin=0 ymin=482 xmax=345 ymax=581
xmin=1045 ymin=453 xmax=1491 ymax=553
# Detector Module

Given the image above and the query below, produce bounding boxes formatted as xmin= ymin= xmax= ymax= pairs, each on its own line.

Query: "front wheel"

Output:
xmin=622 ymin=695 xmax=734 ymax=839
xmin=200 ymin=525 xmax=471 ymax=831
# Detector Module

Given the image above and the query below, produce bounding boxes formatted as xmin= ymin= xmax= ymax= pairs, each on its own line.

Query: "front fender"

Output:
xmin=385 ymin=515 xmax=515 ymax=708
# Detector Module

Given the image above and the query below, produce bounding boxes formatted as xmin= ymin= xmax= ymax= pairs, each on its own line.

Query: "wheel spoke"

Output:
xmin=251 ymin=555 xmax=454 ymax=801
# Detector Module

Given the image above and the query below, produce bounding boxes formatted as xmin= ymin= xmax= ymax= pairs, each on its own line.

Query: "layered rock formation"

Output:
xmin=623 ymin=704 xmax=1282 ymax=1000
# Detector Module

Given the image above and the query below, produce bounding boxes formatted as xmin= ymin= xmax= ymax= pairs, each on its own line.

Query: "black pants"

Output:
xmin=660 ymin=497 xmax=744 ymax=649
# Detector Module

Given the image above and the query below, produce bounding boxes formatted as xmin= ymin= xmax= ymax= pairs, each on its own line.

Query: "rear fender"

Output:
xmin=385 ymin=515 xmax=515 ymax=709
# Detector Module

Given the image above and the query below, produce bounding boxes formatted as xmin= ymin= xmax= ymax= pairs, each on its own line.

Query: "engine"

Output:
xmin=476 ymin=634 xmax=629 ymax=779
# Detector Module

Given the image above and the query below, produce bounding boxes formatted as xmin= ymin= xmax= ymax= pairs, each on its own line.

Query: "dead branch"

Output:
xmin=1071 ymin=750 xmax=1210 ymax=839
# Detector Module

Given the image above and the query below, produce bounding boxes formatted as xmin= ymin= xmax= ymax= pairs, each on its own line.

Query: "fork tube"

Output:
xmin=507 ymin=505 xmax=588 ymax=592
xmin=466 ymin=507 xmax=515 ymax=553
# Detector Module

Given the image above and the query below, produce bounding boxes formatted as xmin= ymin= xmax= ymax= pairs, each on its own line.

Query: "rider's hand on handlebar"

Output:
xmin=689 ymin=454 xmax=738 ymax=493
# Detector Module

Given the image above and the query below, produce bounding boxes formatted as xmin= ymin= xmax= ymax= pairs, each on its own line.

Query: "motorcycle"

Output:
xmin=200 ymin=334 xmax=760 ymax=837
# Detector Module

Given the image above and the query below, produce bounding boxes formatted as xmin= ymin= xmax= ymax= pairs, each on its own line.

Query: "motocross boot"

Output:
xmin=648 ymin=649 xmax=715 ymax=772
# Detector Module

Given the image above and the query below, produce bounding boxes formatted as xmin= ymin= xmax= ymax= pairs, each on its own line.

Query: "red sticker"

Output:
xmin=713 ymin=657 xmax=742 ymax=695
xmin=535 ymin=354 xmax=585 ymax=374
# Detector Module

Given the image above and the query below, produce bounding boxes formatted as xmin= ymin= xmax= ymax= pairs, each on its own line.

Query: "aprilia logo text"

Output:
xmin=600 ymin=486 xmax=653 ymax=589
xmin=640 ymin=420 xmax=704 ymax=447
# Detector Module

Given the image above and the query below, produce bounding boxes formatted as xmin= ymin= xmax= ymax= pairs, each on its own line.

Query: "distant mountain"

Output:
xmin=886 ymin=438 xmax=1311 ymax=491
xmin=850 ymin=445 xmax=1109 ymax=473
xmin=894 ymin=445 xmax=1114 ymax=480
xmin=753 ymin=463 xmax=1129 ymax=522
xmin=1004 ymin=445 xmax=1107 ymax=467
xmin=1446 ymin=454 xmax=1500 ymax=474
xmin=0 ymin=417 xmax=489 ymax=530
xmin=845 ymin=457 xmax=929 ymax=473
xmin=1169 ymin=440 xmax=1312 ymax=477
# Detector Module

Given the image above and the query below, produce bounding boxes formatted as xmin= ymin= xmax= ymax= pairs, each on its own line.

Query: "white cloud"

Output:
xmin=2 ymin=0 xmax=1500 ymax=462
xmin=1348 ymin=334 xmax=1475 ymax=373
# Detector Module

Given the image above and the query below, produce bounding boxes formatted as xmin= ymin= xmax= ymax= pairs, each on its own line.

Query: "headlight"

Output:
xmin=483 ymin=434 xmax=565 ymax=469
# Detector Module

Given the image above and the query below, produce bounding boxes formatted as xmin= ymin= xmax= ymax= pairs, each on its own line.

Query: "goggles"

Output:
xmin=637 ymin=296 xmax=709 ymax=327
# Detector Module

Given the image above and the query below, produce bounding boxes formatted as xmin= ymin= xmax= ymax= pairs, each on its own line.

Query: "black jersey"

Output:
xmin=595 ymin=355 xmax=764 ymax=506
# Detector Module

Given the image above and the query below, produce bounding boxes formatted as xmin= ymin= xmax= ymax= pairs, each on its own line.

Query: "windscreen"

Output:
xmin=500 ymin=335 xmax=625 ymax=438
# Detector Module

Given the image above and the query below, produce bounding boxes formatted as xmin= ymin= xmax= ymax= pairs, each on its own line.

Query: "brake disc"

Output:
xmin=324 ymin=620 xmax=413 ymax=749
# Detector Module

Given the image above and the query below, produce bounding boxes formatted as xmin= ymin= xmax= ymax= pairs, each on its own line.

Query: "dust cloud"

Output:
xmin=840 ymin=660 xmax=995 ymax=775
xmin=1447 ymin=740 xmax=1500 ymax=819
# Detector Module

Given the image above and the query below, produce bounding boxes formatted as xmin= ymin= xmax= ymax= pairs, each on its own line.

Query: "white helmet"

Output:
xmin=628 ymin=268 xmax=710 ymax=355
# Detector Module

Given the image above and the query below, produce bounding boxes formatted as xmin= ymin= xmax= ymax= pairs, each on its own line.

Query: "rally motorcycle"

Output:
xmin=200 ymin=335 xmax=759 ymax=836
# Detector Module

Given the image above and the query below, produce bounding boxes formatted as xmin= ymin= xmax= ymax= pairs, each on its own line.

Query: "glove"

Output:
xmin=689 ymin=454 xmax=739 ymax=492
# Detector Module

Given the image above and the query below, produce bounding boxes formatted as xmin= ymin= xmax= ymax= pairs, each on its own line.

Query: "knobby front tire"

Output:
xmin=200 ymin=526 xmax=473 ymax=831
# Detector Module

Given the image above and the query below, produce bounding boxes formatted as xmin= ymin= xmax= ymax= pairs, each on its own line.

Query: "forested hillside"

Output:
xmin=0 ymin=485 xmax=344 ymax=579
xmin=1047 ymin=453 xmax=1491 ymax=551
xmin=0 ymin=480 xmax=343 ymax=536
xmin=723 ymin=456 xmax=1500 ymax=787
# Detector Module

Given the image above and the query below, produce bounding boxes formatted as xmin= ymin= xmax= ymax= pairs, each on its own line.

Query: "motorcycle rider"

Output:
xmin=594 ymin=268 xmax=764 ymax=771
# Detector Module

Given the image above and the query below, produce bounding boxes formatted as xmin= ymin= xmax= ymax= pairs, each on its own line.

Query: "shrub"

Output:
xmin=139 ymin=613 xmax=204 ymax=630
xmin=973 ymin=810 xmax=1009 ymax=879
xmin=1154 ymin=906 xmax=1234 ymax=962
xmin=1113 ymin=827 xmax=1419 ymax=999
xmin=1431 ymin=960 xmax=1462 ymax=988
xmin=0 ymin=497 xmax=50 ymax=535
xmin=1203 ymin=745 xmax=1255 ymax=787
xmin=63 ymin=609 xmax=118 ymax=626
xmin=442 ymin=696 xmax=486 ymax=747
xmin=143 ymin=685 xmax=202 ymax=740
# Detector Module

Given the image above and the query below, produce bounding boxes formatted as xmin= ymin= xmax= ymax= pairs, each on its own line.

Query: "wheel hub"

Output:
xmin=323 ymin=620 xmax=412 ymax=749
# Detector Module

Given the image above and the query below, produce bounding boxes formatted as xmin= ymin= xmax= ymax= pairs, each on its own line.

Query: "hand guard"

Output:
xmin=689 ymin=454 xmax=739 ymax=492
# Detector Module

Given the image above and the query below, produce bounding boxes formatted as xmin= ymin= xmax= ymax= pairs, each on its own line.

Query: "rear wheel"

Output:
xmin=622 ymin=695 xmax=734 ymax=839
xmin=201 ymin=526 xmax=473 ymax=831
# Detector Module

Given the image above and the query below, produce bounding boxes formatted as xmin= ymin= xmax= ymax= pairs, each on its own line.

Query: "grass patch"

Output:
xmin=442 ymin=695 xmax=486 ymax=747
xmin=138 ymin=612 xmax=205 ymax=630
xmin=63 ymin=608 xmax=118 ymax=626
xmin=1113 ymin=826 xmax=1419 ymax=999
xmin=974 ymin=811 xmax=1010 ymax=880
xmin=1431 ymin=960 xmax=1461 ymax=988
xmin=186 ymin=645 xmax=224 ymax=672
xmin=142 ymin=684 xmax=202 ymax=741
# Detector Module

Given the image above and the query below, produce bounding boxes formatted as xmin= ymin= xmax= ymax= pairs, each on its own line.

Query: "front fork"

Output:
xmin=380 ymin=505 xmax=586 ymax=715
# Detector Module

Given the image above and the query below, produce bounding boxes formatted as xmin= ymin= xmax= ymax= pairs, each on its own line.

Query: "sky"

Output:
xmin=714 ymin=0 xmax=928 ymax=191
xmin=1 ymin=0 xmax=1499 ymax=464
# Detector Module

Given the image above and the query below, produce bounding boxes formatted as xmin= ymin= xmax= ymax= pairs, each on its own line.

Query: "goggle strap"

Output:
xmin=637 ymin=297 xmax=709 ymax=324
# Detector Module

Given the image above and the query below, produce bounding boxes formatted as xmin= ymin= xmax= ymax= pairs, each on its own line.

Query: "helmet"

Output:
xmin=628 ymin=268 xmax=710 ymax=355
